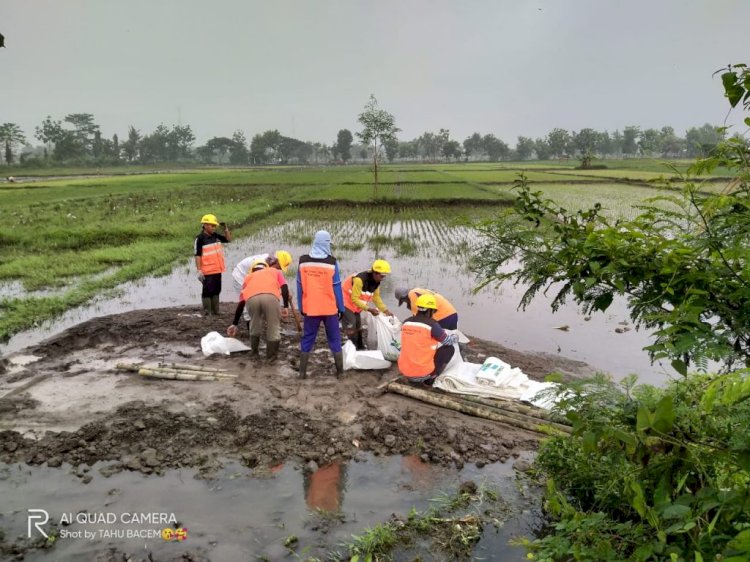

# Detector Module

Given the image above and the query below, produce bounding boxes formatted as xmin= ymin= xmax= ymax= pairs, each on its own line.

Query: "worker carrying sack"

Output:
xmin=364 ymin=313 xmax=402 ymax=361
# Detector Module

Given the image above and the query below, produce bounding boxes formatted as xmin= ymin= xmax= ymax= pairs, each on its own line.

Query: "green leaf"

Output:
xmin=671 ymin=358 xmax=688 ymax=376
xmin=662 ymin=504 xmax=691 ymax=519
xmin=695 ymin=551 xmax=704 ymax=562
xmin=636 ymin=405 xmax=653 ymax=432
xmin=745 ymin=117 xmax=750 ymax=127
xmin=653 ymin=396 xmax=675 ymax=433
xmin=582 ymin=431 xmax=597 ymax=453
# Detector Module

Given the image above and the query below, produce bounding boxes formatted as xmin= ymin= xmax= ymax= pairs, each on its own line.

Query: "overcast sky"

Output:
xmin=2 ymin=0 xmax=749 ymax=147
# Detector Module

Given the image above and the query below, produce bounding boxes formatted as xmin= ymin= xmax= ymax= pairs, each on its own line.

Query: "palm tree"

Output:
xmin=0 ymin=123 xmax=26 ymax=165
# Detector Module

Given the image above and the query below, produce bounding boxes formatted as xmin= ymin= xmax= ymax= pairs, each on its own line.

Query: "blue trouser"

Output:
xmin=438 ymin=313 xmax=458 ymax=331
xmin=301 ymin=314 xmax=342 ymax=353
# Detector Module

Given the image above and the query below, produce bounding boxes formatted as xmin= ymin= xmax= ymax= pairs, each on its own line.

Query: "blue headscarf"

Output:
xmin=310 ymin=230 xmax=332 ymax=259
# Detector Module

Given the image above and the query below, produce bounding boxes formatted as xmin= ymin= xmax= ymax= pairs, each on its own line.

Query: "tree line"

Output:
xmin=0 ymin=110 xmax=738 ymax=168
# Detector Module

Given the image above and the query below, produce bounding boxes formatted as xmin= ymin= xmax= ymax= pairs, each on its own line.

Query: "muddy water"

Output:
xmin=1 ymin=454 xmax=535 ymax=561
xmin=0 ymin=220 xmax=674 ymax=385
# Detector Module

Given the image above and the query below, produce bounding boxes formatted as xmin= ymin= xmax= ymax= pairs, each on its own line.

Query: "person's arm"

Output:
xmin=277 ymin=270 xmax=290 ymax=308
xmin=227 ymin=300 xmax=247 ymax=336
xmin=194 ymin=237 xmax=204 ymax=281
xmin=333 ymin=262 xmax=345 ymax=313
xmin=431 ymin=322 xmax=457 ymax=347
xmin=223 ymin=224 xmax=232 ymax=242
xmin=371 ymin=287 xmax=392 ymax=315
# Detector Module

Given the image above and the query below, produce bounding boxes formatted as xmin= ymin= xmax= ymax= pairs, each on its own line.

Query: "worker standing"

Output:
xmin=341 ymin=260 xmax=394 ymax=349
xmin=296 ymin=230 xmax=345 ymax=379
xmin=194 ymin=214 xmax=232 ymax=316
xmin=227 ymin=260 xmax=289 ymax=363
xmin=232 ymin=250 xmax=293 ymax=326
xmin=394 ymin=287 xmax=458 ymax=330
xmin=398 ymin=294 xmax=458 ymax=385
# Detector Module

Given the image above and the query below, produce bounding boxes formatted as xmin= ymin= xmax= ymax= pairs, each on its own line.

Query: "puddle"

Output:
xmin=0 ymin=221 xmax=674 ymax=385
xmin=0 ymin=454 xmax=536 ymax=561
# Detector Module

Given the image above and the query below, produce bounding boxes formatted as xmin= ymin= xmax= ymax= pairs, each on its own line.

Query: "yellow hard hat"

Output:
xmin=251 ymin=259 xmax=268 ymax=271
xmin=416 ymin=294 xmax=438 ymax=310
xmin=275 ymin=250 xmax=293 ymax=272
xmin=200 ymin=214 xmax=219 ymax=226
xmin=372 ymin=259 xmax=391 ymax=274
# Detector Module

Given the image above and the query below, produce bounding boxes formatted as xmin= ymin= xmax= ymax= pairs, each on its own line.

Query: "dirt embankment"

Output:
xmin=0 ymin=306 xmax=593 ymax=477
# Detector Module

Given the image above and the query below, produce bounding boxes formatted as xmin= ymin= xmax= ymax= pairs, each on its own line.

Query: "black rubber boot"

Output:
xmin=355 ymin=332 xmax=365 ymax=351
xmin=299 ymin=352 xmax=310 ymax=379
xmin=266 ymin=340 xmax=280 ymax=364
xmin=249 ymin=336 xmax=260 ymax=356
xmin=333 ymin=351 xmax=344 ymax=378
xmin=201 ymin=297 xmax=212 ymax=316
xmin=210 ymin=295 xmax=221 ymax=315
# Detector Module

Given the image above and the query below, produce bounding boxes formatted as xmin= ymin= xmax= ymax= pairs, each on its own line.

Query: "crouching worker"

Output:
xmin=394 ymin=287 xmax=458 ymax=330
xmin=398 ymin=294 xmax=459 ymax=385
xmin=227 ymin=260 xmax=289 ymax=363
xmin=297 ymin=230 xmax=345 ymax=379
xmin=342 ymin=259 xmax=394 ymax=350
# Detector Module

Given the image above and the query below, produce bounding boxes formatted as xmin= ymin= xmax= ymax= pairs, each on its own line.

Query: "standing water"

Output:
xmin=0 ymin=220 xmax=674 ymax=385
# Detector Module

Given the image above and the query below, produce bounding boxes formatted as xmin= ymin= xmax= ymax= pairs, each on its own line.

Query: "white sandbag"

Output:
xmin=475 ymin=356 xmax=512 ymax=386
xmin=374 ymin=314 xmax=402 ymax=360
xmin=201 ymin=331 xmax=251 ymax=357
xmin=342 ymin=340 xmax=392 ymax=371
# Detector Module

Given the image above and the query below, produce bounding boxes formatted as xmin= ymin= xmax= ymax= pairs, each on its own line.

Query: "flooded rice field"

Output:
xmin=1 ymin=454 xmax=537 ymax=561
xmin=1 ymin=219 xmax=674 ymax=385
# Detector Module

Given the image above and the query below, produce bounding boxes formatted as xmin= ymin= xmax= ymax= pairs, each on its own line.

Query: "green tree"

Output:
xmin=121 ymin=126 xmax=140 ymax=162
xmin=356 ymin=94 xmax=400 ymax=196
xmin=167 ymin=125 xmax=195 ymax=161
xmin=515 ymin=136 xmax=535 ymax=160
xmin=203 ymin=137 xmax=235 ymax=163
xmin=638 ymin=128 xmax=662 ymax=156
xmin=621 ymin=125 xmax=640 ymax=157
xmin=482 ymin=134 xmax=509 ymax=161
xmin=334 ymin=129 xmax=353 ymax=163
xmin=416 ymin=131 xmax=441 ymax=160
xmin=534 ymin=137 xmax=552 ymax=160
xmin=64 ymin=113 xmax=99 ymax=156
xmin=229 ymin=130 xmax=249 ymax=165
xmin=250 ymin=129 xmax=283 ymax=164
xmin=384 ymin=137 xmax=399 ymax=162
xmin=685 ymin=123 xmax=723 ymax=157
xmin=463 ymin=132 xmax=484 ymax=160
xmin=547 ymin=128 xmax=570 ymax=158
xmin=0 ymin=123 xmax=26 ymax=165
xmin=659 ymin=126 xmax=684 ymax=157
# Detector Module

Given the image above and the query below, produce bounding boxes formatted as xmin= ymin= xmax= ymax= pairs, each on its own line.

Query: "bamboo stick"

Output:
xmin=452 ymin=393 xmax=559 ymax=421
xmin=116 ymin=363 xmax=236 ymax=377
xmin=137 ymin=368 xmax=234 ymax=381
xmin=157 ymin=362 xmax=230 ymax=373
xmin=385 ymin=382 xmax=571 ymax=435
xmin=448 ymin=394 xmax=572 ymax=434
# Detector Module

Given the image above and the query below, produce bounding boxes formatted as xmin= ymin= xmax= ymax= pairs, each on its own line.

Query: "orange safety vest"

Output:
xmin=408 ymin=288 xmax=456 ymax=322
xmin=398 ymin=318 xmax=439 ymax=378
xmin=240 ymin=267 xmax=282 ymax=301
xmin=199 ymin=241 xmax=226 ymax=275
xmin=298 ymin=257 xmax=338 ymax=316
xmin=342 ymin=272 xmax=380 ymax=312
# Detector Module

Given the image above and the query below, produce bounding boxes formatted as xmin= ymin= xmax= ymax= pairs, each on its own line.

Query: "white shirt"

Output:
xmin=232 ymin=253 xmax=269 ymax=288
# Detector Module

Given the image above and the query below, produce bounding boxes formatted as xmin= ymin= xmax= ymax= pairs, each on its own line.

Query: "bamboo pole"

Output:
xmin=452 ymin=393 xmax=558 ymax=421
xmin=117 ymin=363 xmax=236 ymax=379
xmin=385 ymin=382 xmax=571 ymax=435
xmin=157 ymin=362 xmax=229 ymax=374
xmin=448 ymin=394 xmax=572 ymax=434
xmin=137 ymin=369 xmax=234 ymax=381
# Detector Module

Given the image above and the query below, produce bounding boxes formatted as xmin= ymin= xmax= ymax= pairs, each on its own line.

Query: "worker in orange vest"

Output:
xmin=194 ymin=214 xmax=232 ymax=316
xmin=394 ymin=287 xmax=458 ymax=330
xmin=227 ymin=260 xmax=289 ymax=363
xmin=341 ymin=260 xmax=394 ymax=349
xmin=398 ymin=294 xmax=458 ymax=385
xmin=296 ymin=230 xmax=345 ymax=379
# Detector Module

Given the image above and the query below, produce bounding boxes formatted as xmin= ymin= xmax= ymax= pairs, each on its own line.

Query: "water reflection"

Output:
xmin=304 ymin=462 xmax=347 ymax=512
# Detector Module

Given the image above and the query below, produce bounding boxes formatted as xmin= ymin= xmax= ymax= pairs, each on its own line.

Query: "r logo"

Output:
xmin=27 ymin=509 xmax=49 ymax=538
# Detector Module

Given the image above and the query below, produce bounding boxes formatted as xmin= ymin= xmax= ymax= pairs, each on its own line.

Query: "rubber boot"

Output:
xmin=299 ymin=352 xmax=310 ymax=379
xmin=355 ymin=331 xmax=365 ymax=351
xmin=210 ymin=295 xmax=221 ymax=315
xmin=333 ymin=351 xmax=344 ymax=378
xmin=249 ymin=336 xmax=260 ymax=356
xmin=266 ymin=340 xmax=280 ymax=364
xmin=201 ymin=297 xmax=212 ymax=316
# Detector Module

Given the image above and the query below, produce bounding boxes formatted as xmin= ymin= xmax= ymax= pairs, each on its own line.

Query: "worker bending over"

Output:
xmin=342 ymin=260 xmax=394 ymax=349
xmin=227 ymin=260 xmax=289 ymax=363
xmin=194 ymin=214 xmax=232 ymax=316
xmin=398 ymin=294 xmax=458 ymax=385
xmin=394 ymin=287 xmax=458 ymax=330
xmin=232 ymin=250 xmax=293 ymax=326
xmin=297 ymin=230 xmax=345 ymax=379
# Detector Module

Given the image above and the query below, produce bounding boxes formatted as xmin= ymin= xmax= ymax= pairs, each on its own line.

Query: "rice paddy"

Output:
xmin=0 ymin=159 xmax=726 ymax=343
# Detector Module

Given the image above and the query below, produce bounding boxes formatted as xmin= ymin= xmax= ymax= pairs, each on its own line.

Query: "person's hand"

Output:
xmin=368 ymin=307 xmax=380 ymax=316
xmin=281 ymin=308 xmax=289 ymax=319
xmin=337 ymin=311 xmax=344 ymax=320
xmin=197 ymin=271 xmax=205 ymax=282
xmin=383 ymin=309 xmax=394 ymax=317
xmin=442 ymin=333 xmax=458 ymax=347
xmin=227 ymin=325 xmax=238 ymax=337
